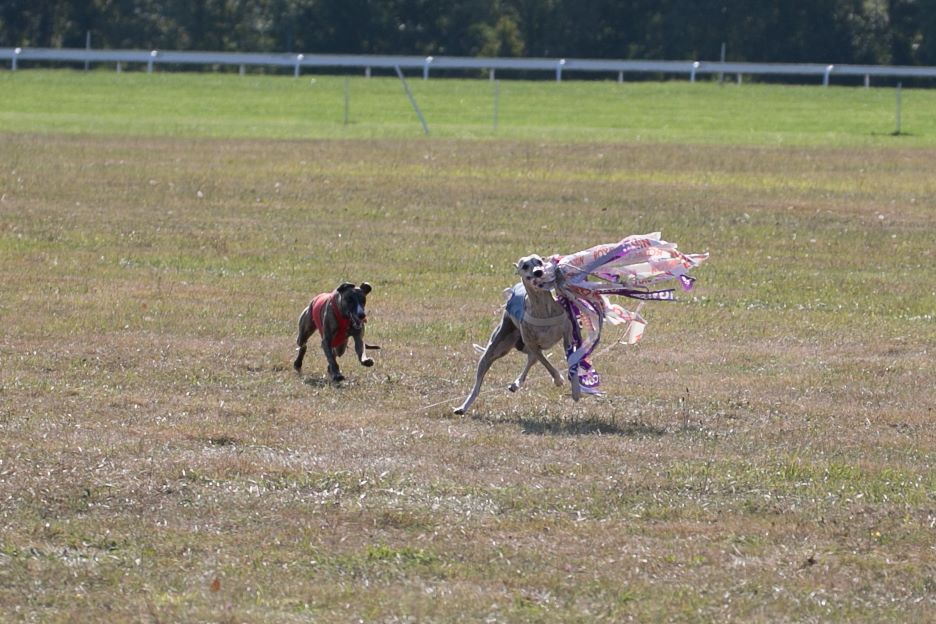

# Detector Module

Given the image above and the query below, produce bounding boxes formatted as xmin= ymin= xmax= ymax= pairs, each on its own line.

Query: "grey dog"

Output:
xmin=453 ymin=255 xmax=581 ymax=414
xmin=294 ymin=282 xmax=377 ymax=382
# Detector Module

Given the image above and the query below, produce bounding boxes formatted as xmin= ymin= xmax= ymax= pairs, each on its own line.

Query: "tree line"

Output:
xmin=3 ymin=1 xmax=936 ymax=67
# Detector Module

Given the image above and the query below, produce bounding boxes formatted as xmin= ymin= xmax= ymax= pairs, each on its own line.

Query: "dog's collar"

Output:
xmin=505 ymin=282 xmax=567 ymax=328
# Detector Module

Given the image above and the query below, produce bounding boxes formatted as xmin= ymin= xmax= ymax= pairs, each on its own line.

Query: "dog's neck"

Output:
xmin=330 ymin=293 xmax=351 ymax=330
xmin=521 ymin=277 xmax=563 ymax=318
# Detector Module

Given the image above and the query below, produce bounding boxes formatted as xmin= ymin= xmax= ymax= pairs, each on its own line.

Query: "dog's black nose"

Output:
xmin=533 ymin=269 xmax=544 ymax=278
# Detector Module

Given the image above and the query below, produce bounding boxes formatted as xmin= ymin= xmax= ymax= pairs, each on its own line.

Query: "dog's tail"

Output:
xmin=472 ymin=337 xmax=522 ymax=354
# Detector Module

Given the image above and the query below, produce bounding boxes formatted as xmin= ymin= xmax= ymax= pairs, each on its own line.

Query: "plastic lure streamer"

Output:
xmin=529 ymin=232 xmax=709 ymax=395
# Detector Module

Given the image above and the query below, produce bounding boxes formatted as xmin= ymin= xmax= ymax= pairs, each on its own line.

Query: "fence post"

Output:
xmin=423 ymin=56 xmax=433 ymax=80
xmin=394 ymin=66 xmax=430 ymax=135
xmin=718 ymin=42 xmax=726 ymax=85
xmin=864 ymin=74 xmax=870 ymax=88
xmin=556 ymin=59 xmax=565 ymax=82
xmin=493 ymin=79 xmax=500 ymax=132
xmin=147 ymin=50 xmax=157 ymax=73
xmin=294 ymin=54 xmax=303 ymax=78
xmin=85 ymin=31 xmax=91 ymax=71
xmin=343 ymin=77 xmax=350 ymax=126
xmin=823 ymin=64 xmax=834 ymax=86
xmin=490 ymin=68 xmax=495 ymax=81
xmin=894 ymin=82 xmax=902 ymax=135
xmin=690 ymin=61 xmax=699 ymax=83
xmin=12 ymin=47 xmax=20 ymax=71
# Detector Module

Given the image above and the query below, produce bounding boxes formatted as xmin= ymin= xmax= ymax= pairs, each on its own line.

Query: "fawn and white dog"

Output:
xmin=453 ymin=255 xmax=580 ymax=414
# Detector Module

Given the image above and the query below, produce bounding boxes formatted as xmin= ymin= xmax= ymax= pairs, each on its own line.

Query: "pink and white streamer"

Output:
xmin=532 ymin=233 xmax=708 ymax=394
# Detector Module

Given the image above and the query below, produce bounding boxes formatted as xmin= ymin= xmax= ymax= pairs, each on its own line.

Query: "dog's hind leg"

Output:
xmin=293 ymin=305 xmax=315 ymax=372
xmin=454 ymin=317 xmax=519 ymax=415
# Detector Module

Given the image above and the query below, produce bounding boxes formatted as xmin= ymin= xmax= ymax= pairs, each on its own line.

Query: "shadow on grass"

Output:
xmin=517 ymin=416 xmax=666 ymax=437
xmin=452 ymin=408 xmax=667 ymax=437
xmin=205 ymin=435 xmax=238 ymax=447
xmin=300 ymin=374 xmax=371 ymax=389
xmin=301 ymin=375 xmax=334 ymax=388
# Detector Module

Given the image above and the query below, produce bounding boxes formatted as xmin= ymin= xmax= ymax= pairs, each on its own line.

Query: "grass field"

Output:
xmin=3 ymin=68 xmax=936 ymax=145
xmin=0 ymin=70 xmax=934 ymax=622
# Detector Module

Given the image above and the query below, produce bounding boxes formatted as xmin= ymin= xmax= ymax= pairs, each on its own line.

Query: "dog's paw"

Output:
xmin=361 ymin=357 xmax=374 ymax=367
xmin=331 ymin=373 xmax=345 ymax=383
xmin=508 ymin=382 xmax=519 ymax=392
xmin=453 ymin=407 xmax=466 ymax=415
xmin=553 ymin=377 xmax=564 ymax=387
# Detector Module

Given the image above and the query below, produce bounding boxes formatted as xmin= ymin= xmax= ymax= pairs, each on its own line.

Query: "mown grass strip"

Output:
xmin=3 ymin=69 xmax=936 ymax=146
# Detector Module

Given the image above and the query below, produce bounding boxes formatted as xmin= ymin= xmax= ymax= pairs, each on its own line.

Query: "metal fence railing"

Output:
xmin=4 ymin=47 xmax=936 ymax=85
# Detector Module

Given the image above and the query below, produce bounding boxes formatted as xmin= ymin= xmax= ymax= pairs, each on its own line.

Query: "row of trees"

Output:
xmin=4 ymin=1 xmax=936 ymax=66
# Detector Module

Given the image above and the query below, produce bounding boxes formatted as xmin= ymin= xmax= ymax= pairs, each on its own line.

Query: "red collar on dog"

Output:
xmin=311 ymin=292 xmax=352 ymax=348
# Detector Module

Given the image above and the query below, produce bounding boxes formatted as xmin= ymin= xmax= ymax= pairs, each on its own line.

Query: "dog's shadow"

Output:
xmin=298 ymin=371 xmax=377 ymax=389
xmin=301 ymin=375 xmax=340 ymax=388
xmin=517 ymin=415 xmax=666 ymax=437
xmin=459 ymin=408 xmax=666 ymax=437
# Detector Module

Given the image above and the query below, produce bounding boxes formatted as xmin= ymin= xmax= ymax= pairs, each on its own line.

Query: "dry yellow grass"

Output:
xmin=0 ymin=133 xmax=933 ymax=622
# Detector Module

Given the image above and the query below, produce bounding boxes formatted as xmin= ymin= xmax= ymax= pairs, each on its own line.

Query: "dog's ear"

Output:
xmin=336 ymin=282 xmax=355 ymax=293
xmin=359 ymin=282 xmax=372 ymax=295
xmin=513 ymin=261 xmax=521 ymax=274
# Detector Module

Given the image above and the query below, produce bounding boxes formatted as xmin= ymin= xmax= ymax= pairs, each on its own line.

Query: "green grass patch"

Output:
xmin=0 ymin=83 xmax=933 ymax=622
xmin=2 ymin=69 xmax=936 ymax=145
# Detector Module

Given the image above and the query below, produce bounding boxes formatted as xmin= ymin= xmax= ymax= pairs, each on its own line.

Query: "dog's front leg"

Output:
xmin=321 ymin=338 xmax=344 ymax=382
xmin=534 ymin=349 xmax=565 ymax=387
xmin=353 ymin=333 xmax=374 ymax=368
xmin=509 ymin=350 xmax=537 ymax=392
xmin=563 ymin=329 xmax=581 ymax=401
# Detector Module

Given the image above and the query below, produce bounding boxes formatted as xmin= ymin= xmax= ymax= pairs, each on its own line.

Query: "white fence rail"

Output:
xmin=4 ymin=47 xmax=936 ymax=85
